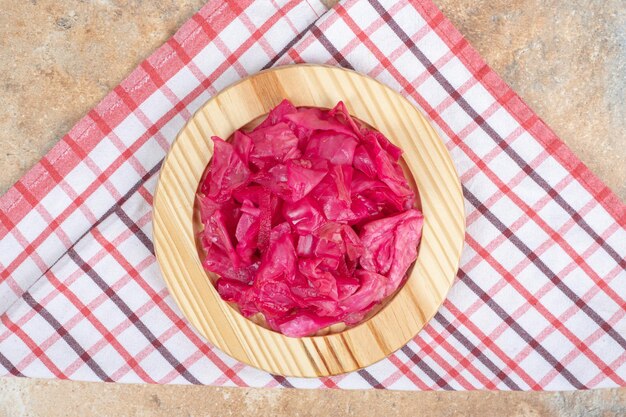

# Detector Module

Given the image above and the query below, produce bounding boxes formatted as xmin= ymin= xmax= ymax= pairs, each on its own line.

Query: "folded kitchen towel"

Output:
xmin=0 ymin=0 xmax=624 ymax=390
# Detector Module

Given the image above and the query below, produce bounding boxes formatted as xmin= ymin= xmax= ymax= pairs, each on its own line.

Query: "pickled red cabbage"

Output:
xmin=198 ymin=100 xmax=423 ymax=337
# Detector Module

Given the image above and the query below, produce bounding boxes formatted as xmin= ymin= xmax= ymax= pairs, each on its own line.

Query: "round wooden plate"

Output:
xmin=153 ymin=65 xmax=465 ymax=377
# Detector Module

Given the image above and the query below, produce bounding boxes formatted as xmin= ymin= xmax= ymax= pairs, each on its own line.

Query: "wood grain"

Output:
xmin=152 ymin=65 xmax=465 ymax=377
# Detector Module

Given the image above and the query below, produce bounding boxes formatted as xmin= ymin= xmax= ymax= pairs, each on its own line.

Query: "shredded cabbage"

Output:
xmin=198 ymin=100 xmax=423 ymax=337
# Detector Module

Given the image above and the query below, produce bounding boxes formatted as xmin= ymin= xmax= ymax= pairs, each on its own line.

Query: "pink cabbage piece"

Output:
xmin=359 ymin=209 xmax=424 ymax=296
xmin=248 ymin=122 xmax=301 ymax=168
xmin=339 ymin=270 xmax=386 ymax=325
xmin=282 ymin=197 xmax=326 ymax=235
xmin=286 ymin=158 xmax=328 ymax=201
xmin=284 ymin=108 xmax=357 ymax=138
xmin=257 ymin=99 xmax=298 ymax=129
xmin=234 ymin=199 xmax=260 ymax=263
xmin=203 ymin=137 xmax=251 ymax=203
xmin=360 ymin=132 xmax=413 ymax=199
xmin=304 ymin=131 xmax=359 ymax=165
xmin=275 ymin=311 xmax=339 ymax=338
xmin=197 ymin=99 xmax=424 ymax=337
xmin=232 ymin=131 xmax=254 ymax=166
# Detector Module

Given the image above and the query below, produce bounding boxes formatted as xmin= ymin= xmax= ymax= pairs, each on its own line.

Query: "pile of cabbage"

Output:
xmin=198 ymin=100 xmax=423 ymax=337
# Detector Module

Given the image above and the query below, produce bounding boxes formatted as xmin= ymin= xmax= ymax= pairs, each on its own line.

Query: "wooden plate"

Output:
xmin=153 ymin=65 xmax=465 ymax=377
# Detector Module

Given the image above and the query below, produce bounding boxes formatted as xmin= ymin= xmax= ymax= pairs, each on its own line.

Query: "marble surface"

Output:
xmin=0 ymin=0 xmax=624 ymax=415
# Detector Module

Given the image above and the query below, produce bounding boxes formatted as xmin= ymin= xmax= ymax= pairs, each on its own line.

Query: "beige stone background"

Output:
xmin=0 ymin=0 xmax=624 ymax=416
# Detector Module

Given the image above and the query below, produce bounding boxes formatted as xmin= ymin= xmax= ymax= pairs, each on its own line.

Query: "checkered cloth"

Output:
xmin=0 ymin=0 xmax=624 ymax=390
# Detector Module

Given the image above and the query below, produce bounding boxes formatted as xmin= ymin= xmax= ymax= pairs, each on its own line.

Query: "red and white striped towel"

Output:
xmin=0 ymin=0 xmax=624 ymax=390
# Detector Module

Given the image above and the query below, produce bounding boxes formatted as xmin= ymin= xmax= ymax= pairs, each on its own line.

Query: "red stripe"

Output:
xmin=1 ymin=314 xmax=68 ymax=379
xmin=386 ymin=354 xmax=431 ymax=389
xmin=412 ymin=333 xmax=480 ymax=389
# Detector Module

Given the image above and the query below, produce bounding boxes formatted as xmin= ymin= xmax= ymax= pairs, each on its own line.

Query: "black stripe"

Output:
xmin=22 ymin=292 xmax=113 ymax=382
xmin=67 ymin=247 xmax=201 ymax=384
xmin=310 ymin=26 xmax=355 ymax=69
xmin=458 ymin=268 xmax=586 ymax=389
xmin=271 ymin=374 xmax=295 ymax=388
xmin=400 ymin=345 xmax=454 ymax=390
xmin=357 ymin=368 xmax=385 ymax=389
xmin=433 ymin=311 xmax=522 ymax=390
xmin=115 ymin=208 xmax=154 ymax=255
xmin=0 ymin=351 xmax=24 ymax=377
xmin=263 ymin=20 xmax=319 ymax=70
